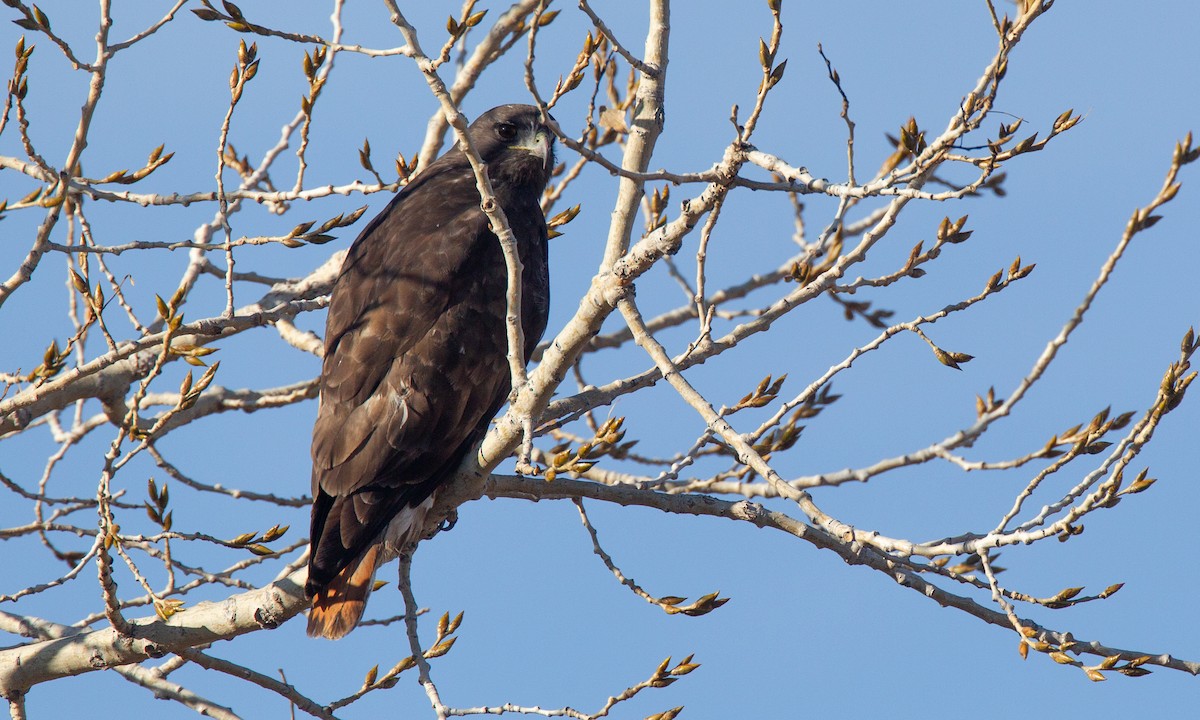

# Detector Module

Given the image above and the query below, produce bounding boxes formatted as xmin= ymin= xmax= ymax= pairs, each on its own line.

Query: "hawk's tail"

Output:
xmin=306 ymin=543 xmax=382 ymax=640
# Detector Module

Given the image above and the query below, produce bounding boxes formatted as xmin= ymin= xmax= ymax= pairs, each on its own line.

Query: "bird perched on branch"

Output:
xmin=306 ymin=105 xmax=555 ymax=639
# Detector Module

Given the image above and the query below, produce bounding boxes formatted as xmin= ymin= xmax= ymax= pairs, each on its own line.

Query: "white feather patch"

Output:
xmin=380 ymin=493 xmax=436 ymax=562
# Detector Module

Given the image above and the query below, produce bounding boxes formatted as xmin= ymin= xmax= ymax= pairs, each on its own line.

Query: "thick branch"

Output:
xmin=0 ymin=572 xmax=305 ymax=697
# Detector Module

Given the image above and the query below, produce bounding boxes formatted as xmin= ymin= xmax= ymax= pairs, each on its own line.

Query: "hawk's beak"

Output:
xmin=512 ymin=129 xmax=553 ymax=170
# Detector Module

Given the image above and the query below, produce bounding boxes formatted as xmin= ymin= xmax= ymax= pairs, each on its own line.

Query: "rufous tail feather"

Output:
xmin=307 ymin=543 xmax=381 ymax=639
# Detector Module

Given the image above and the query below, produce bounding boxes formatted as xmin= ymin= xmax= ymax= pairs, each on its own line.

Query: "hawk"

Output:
xmin=306 ymin=105 xmax=555 ymax=639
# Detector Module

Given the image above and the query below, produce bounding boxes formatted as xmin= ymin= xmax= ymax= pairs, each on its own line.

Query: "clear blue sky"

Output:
xmin=1 ymin=1 xmax=1198 ymax=718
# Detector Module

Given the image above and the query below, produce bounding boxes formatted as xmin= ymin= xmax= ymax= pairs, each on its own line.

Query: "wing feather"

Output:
xmin=307 ymin=164 xmax=545 ymax=595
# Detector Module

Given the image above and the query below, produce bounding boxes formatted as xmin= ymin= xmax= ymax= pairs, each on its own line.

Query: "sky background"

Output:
xmin=2 ymin=1 xmax=1199 ymax=718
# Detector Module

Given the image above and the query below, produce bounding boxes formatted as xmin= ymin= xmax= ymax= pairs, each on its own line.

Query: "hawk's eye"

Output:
xmin=496 ymin=122 xmax=518 ymax=141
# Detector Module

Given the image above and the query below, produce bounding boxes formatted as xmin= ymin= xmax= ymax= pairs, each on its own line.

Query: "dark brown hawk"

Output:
xmin=306 ymin=105 xmax=554 ymax=639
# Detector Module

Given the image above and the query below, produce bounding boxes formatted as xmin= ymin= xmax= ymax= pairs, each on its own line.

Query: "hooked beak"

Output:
xmin=512 ymin=129 xmax=553 ymax=170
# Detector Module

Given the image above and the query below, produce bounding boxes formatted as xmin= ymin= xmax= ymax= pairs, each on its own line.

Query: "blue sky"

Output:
xmin=1 ymin=1 xmax=1198 ymax=718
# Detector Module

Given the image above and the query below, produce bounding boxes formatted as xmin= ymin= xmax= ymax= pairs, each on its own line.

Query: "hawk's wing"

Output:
xmin=308 ymin=167 xmax=516 ymax=596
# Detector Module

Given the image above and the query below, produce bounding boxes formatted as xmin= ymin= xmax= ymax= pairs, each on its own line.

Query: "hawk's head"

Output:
xmin=467 ymin=104 xmax=556 ymax=192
